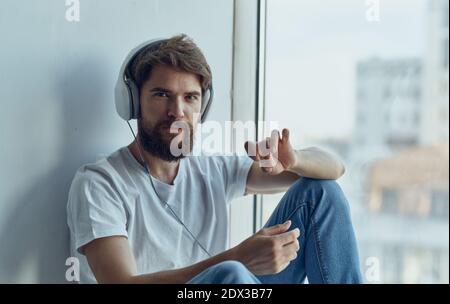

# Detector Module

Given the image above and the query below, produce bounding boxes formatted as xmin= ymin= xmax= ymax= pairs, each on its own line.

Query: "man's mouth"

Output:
xmin=158 ymin=121 xmax=191 ymax=137
xmin=166 ymin=127 xmax=183 ymax=133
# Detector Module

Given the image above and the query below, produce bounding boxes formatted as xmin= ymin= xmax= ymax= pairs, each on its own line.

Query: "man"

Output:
xmin=67 ymin=34 xmax=362 ymax=284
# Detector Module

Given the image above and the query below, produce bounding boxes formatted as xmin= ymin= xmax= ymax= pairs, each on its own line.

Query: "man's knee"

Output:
xmin=212 ymin=261 xmax=249 ymax=276
xmin=288 ymin=177 xmax=349 ymax=211
xmin=209 ymin=261 xmax=258 ymax=284
xmin=290 ymin=177 xmax=343 ymax=197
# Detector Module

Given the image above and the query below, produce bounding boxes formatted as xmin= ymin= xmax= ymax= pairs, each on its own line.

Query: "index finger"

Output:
xmin=270 ymin=129 xmax=279 ymax=155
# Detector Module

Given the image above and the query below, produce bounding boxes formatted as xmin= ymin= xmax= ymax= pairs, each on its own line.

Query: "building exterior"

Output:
xmin=354 ymin=0 xmax=449 ymax=151
xmin=420 ymin=0 xmax=449 ymax=145
xmin=355 ymin=58 xmax=422 ymax=153
xmin=360 ymin=144 xmax=449 ymax=283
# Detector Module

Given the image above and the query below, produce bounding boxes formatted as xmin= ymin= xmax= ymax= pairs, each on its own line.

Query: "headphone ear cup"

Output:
xmin=201 ymin=90 xmax=210 ymax=112
xmin=128 ymin=80 xmax=140 ymax=119
xmin=115 ymin=80 xmax=133 ymax=121
xmin=201 ymin=86 xmax=213 ymax=123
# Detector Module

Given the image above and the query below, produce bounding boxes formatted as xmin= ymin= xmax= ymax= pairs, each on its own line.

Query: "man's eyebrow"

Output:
xmin=150 ymin=87 xmax=172 ymax=93
xmin=185 ymin=91 xmax=201 ymax=96
xmin=150 ymin=87 xmax=201 ymax=96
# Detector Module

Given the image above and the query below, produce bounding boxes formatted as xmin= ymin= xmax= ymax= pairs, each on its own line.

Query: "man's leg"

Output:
xmin=257 ymin=177 xmax=363 ymax=284
xmin=187 ymin=261 xmax=261 ymax=284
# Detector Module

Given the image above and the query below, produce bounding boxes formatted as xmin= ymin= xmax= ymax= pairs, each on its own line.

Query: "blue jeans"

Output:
xmin=188 ymin=177 xmax=363 ymax=284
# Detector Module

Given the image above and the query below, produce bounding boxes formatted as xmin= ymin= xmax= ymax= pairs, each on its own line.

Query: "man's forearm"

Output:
xmin=288 ymin=147 xmax=345 ymax=180
xmin=128 ymin=248 xmax=237 ymax=284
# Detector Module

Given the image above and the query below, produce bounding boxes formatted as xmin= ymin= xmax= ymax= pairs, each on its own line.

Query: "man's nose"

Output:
xmin=167 ymin=96 xmax=185 ymax=119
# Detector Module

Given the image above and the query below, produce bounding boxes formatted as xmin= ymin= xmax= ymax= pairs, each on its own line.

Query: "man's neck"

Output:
xmin=127 ymin=140 xmax=180 ymax=185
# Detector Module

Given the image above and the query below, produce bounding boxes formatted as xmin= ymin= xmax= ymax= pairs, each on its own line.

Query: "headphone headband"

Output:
xmin=114 ymin=38 xmax=213 ymax=122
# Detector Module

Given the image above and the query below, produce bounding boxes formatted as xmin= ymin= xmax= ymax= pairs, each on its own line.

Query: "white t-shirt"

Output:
xmin=66 ymin=146 xmax=253 ymax=283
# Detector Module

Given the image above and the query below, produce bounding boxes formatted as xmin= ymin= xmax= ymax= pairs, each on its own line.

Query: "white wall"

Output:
xmin=0 ymin=0 xmax=234 ymax=283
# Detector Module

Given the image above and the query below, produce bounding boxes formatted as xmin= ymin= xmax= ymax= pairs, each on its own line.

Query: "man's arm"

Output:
xmin=84 ymin=222 xmax=301 ymax=283
xmin=84 ymin=236 xmax=237 ymax=284
xmin=245 ymin=129 xmax=345 ymax=195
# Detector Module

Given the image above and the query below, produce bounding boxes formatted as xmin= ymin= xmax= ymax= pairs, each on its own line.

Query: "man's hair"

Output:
xmin=129 ymin=34 xmax=212 ymax=94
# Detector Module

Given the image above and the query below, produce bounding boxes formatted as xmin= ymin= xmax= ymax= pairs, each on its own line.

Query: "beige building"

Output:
xmin=361 ymin=143 xmax=449 ymax=283
xmin=367 ymin=144 xmax=449 ymax=219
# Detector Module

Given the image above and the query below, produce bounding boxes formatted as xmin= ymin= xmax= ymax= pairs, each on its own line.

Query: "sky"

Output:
xmin=265 ymin=0 xmax=428 ymax=143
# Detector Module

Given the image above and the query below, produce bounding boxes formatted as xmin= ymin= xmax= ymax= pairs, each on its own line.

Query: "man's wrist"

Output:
xmin=286 ymin=150 xmax=301 ymax=174
xmin=224 ymin=246 xmax=239 ymax=262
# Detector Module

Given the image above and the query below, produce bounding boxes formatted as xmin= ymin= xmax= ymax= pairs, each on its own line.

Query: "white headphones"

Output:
xmin=114 ymin=38 xmax=214 ymax=122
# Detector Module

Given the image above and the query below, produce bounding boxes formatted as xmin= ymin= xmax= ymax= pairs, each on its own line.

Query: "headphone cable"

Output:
xmin=126 ymin=121 xmax=212 ymax=258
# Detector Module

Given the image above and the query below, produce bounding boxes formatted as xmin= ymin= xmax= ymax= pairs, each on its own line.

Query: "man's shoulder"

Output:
xmin=71 ymin=147 xmax=127 ymax=190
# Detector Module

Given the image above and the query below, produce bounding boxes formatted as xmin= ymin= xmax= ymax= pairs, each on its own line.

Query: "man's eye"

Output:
xmin=154 ymin=92 xmax=169 ymax=98
xmin=186 ymin=95 xmax=198 ymax=101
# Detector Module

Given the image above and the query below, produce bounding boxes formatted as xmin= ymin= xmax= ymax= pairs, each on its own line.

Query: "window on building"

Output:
xmin=383 ymin=245 xmax=403 ymax=283
xmin=414 ymin=112 xmax=420 ymax=124
xmin=357 ymin=88 xmax=365 ymax=101
xmin=384 ymin=87 xmax=392 ymax=99
xmin=357 ymin=112 xmax=365 ymax=125
xmin=382 ymin=189 xmax=399 ymax=214
xmin=412 ymin=87 xmax=422 ymax=100
xmin=431 ymin=190 xmax=449 ymax=220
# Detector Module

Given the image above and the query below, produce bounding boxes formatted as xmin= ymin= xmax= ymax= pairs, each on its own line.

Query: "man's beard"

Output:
xmin=138 ymin=118 xmax=194 ymax=162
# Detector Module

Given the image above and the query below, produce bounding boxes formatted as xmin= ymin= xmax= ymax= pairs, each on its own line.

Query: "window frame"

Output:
xmin=228 ymin=0 xmax=267 ymax=245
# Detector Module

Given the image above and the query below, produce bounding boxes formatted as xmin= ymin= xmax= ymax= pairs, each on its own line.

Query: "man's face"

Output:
xmin=137 ymin=64 xmax=202 ymax=161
